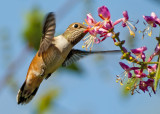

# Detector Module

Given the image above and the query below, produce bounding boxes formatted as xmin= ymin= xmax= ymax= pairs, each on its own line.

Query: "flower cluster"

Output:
xmin=83 ymin=5 xmax=160 ymax=95
xmin=117 ymin=46 xmax=158 ymax=94
xmin=82 ymin=5 xmax=136 ymax=50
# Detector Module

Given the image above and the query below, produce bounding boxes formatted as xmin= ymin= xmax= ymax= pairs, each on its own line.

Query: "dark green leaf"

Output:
xmin=23 ymin=8 xmax=43 ymax=50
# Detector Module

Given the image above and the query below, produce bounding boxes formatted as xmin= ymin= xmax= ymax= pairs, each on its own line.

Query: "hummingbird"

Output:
xmin=17 ymin=12 xmax=120 ymax=104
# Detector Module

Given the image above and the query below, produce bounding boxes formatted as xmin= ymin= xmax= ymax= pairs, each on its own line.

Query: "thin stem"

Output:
xmin=143 ymin=62 xmax=159 ymax=64
xmin=112 ymin=32 xmax=124 ymax=54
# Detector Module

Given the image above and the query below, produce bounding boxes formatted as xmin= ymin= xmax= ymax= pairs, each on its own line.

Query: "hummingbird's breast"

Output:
xmin=42 ymin=35 xmax=73 ymax=76
xmin=26 ymin=35 xmax=72 ymax=80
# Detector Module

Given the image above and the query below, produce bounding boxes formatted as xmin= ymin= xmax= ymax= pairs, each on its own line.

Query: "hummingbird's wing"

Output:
xmin=38 ymin=12 xmax=56 ymax=56
xmin=62 ymin=49 xmax=121 ymax=67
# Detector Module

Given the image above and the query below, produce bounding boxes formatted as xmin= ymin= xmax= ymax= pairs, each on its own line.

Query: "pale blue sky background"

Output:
xmin=0 ymin=0 xmax=160 ymax=114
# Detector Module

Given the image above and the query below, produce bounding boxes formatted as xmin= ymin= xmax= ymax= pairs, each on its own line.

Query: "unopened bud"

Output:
xmin=114 ymin=42 xmax=121 ymax=46
xmin=121 ymin=40 xmax=125 ymax=45
xmin=114 ymin=40 xmax=125 ymax=46
xmin=112 ymin=32 xmax=120 ymax=39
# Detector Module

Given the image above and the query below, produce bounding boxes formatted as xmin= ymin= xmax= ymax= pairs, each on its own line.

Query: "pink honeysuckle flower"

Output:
xmin=145 ymin=79 xmax=156 ymax=94
xmin=82 ymin=26 xmax=108 ymax=49
xmin=143 ymin=12 xmax=160 ymax=27
xmin=85 ymin=13 xmax=98 ymax=26
xmin=84 ymin=13 xmax=101 ymax=33
xmin=147 ymin=64 xmax=157 ymax=73
xmin=131 ymin=46 xmax=147 ymax=61
xmin=119 ymin=62 xmax=139 ymax=78
xmin=98 ymin=6 xmax=114 ymax=31
xmin=98 ymin=5 xmax=110 ymax=20
xmin=141 ymin=12 xmax=160 ymax=37
xmin=148 ymin=43 xmax=160 ymax=62
xmin=114 ymin=11 xmax=135 ymax=37
xmin=101 ymin=20 xmax=113 ymax=29
xmin=113 ymin=11 xmax=129 ymax=27
xmin=83 ymin=6 xmax=114 ymax=50
xmin=139 ymin=79 xmax=155 ymax=93
xmin=122 ymin=11 xmax=129 ymax=27
xmin=139 ymin=80 xmax=149 ymax=93
xmin=82 ymin=27 xmax=97 ymax=49
xmin=97 ymin=27 xmax=112 ymax=42
xmin=134 ymin=69 xmax=147 ymax=78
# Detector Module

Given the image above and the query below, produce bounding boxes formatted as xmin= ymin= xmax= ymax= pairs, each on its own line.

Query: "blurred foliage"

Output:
xmin=0 ymin=29 xmax=11 ymax=66
xmin=6 ymin=76 xmax=18 ymax=93
xmin=154 ymin=57 xmax=160 ymax=90
xmin=126 ymin=33 xmax=137 ymax=49
xmin=94 ymin=55 xmax=105 ymax=62
xmin=36 ymin=89 xmax=59 ymax=114
xmin=122 ymin=78 xmax=138 ymax=97
xmin=65 ymin=63 xmax=83 ymax=73
xmin=23 ymin=8 xmax=43 ymax=50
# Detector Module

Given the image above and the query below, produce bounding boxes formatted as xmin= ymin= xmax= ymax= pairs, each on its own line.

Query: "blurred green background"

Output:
xmin=1 ymin=0 xmax=160 ymax=114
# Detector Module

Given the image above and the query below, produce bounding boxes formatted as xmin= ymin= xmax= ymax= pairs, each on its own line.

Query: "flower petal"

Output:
xmin=119 ymin=62 xmax=129 ymax=70
xmin=128 ymin=72 xmax=132 ymax=78
xmin=123 ymin=11 xmax=129 ymax=20
xmin=151 ymin=12 xmax=158 ymax=19
xmin=86 ymin=13 xmax=97 ymax=25
xmin=98 ymin=5 xmax=110 ymax=20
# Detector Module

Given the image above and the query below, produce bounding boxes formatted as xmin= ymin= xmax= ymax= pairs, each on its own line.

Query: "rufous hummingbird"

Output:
xmin=17 ymin=12 xmax=120 ymax=104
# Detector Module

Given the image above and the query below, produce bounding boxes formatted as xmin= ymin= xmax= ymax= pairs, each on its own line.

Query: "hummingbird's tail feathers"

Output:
xmin=45 ymin=73 xmax=52 ymax=80
xmin=17 ymin=81 xmax=39 ymax=105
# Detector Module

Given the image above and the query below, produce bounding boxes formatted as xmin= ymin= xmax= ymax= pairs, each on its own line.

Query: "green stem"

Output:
xmin=112 ymin=32 xmax=125 ymax=54
xmin=142 ymin=62 xmax=159 ymax=64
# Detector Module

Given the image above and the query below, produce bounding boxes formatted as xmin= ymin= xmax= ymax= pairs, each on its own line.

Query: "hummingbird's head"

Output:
xmin=62 ymin=22 xmax=88 ymax=46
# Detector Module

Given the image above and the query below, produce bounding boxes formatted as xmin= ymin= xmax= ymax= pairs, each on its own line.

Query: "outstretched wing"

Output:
xmin=62 ymin=49 xmax=121 ymax=67
xmin=38 ymin=12 xmax=56 ymax=56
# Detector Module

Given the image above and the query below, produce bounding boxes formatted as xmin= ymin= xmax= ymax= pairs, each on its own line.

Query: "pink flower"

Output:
xmin=148 ymin=43 xmax=160 ymax=62
xmin=98 ymin=5 xmax=110 ymax=20
xmin=139 ymin=79 xmax=155 ymax=93
xmin=122 ymin=11 xmax=129 ymax=27
xmin=86 ymin=13 xmax=97 ymax=26
xmin=148 ymin=64 xmax=157 ymax=73
xmin=131 ymin=46 xmax=147 ymax=61
xmin=143 ymin=12 xmax=160 ymax=27
xmin=114 ymin=11 xmax=135 ymax=37
xmin=98 ymin=28 xmax=112 ymax=42
xmin=82 ymin=26 xmax=105 ymax=49
xmin=119 ymin=62 xmax=139 ymax=78
xmin=98 ymin=6 xmax=113 ymax=31
xmin=134 ymin=69 xmax=147 ymax=78
xmin=114 ymin=11 xmax=129 ymax=27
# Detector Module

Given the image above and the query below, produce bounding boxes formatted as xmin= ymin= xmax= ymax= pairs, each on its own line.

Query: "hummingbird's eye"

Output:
xmin=73 ymin=24 xmax=78 ymax=28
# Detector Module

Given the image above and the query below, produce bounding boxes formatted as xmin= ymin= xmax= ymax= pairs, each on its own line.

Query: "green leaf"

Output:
xmin=154 ymin=57 xmax=160 ymax=91
xmin=36 ymin=89 xmax=59 ymax=114
xmin=23 ymin=8 xmax=43 ymax=50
